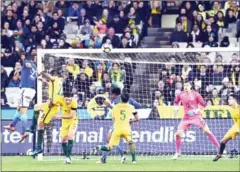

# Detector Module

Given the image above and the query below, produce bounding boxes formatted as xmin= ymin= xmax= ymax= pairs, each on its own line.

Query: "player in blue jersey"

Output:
xmin=95 ymin=87 xmax=142 ymax=164
xmin=4 ymin=56 xmax=37 ymax=142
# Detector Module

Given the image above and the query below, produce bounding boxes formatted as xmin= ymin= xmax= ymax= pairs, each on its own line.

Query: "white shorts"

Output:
xmin=18 ymin=88 xmax=36 ymax=107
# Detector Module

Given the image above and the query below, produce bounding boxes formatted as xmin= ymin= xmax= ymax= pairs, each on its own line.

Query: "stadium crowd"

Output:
xmin=1 ymin=0 xmax=240 ymax=110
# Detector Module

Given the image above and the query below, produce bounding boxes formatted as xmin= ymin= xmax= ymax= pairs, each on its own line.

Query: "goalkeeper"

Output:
xmin=96 ymin=87 xmax=142 ymax=164
xmin=30 ymin=70 xmax=63 ymax=156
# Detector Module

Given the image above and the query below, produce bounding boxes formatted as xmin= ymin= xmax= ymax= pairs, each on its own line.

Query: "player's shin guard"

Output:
xmin=62 ymin=143 xmax=68 ymax=157
xmin=36 ymin=129 xmax=44 ymax=149
xmin=207 ymin=133 xmax=220 ymax=149
xmin=176 ymin=135 xmax=181 ymax=153
xmin=219 ymin=142 xmax=226 ymax=155
xmin=67 ymin=140 xmax=73 ymax=158
xmin=129 ymin=142 xmax=136 ymax=162
xmin=11 ymin=110 xmax=21 ymax=127
xmin=20 ymin=113 xmax=28 ymax=134
xmin=115 ymin=146 xmax=123 ymax=157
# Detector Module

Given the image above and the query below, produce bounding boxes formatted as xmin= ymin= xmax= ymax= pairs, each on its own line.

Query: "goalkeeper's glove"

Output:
xmin=173 ymin=107 xmax=179 ymax=117
xmin=187 ymin=109 xmax=200 ymax=116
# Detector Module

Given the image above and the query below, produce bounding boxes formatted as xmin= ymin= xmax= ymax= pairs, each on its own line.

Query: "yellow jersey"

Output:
xmin=55 ymin=97 xmax=78 ymax=123
xmin=112 ymin=103 xmax=136 ymax=131
xmin=66 ymin=64 xmax=80 ymax=78
xmin=230 ymin=105 xmax=240 ymax=126
xmin=48 ymin=77 xmax=63 ymax=104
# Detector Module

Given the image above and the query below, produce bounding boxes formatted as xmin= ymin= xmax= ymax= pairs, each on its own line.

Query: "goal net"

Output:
xmin=37 ymin=48 xmax=240 ymax=161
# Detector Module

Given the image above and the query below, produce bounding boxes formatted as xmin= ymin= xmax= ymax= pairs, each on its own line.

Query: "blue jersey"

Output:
xmin=20 ymin=60 xmax=37 ymax=89
xmin=112 ymin=96 xmax=142 ymax=109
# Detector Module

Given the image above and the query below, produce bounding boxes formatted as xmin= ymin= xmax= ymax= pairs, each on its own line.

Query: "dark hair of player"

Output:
xmin=50 ymin=69 xmax=58 ymax=76
xmin=63 ymin=92 xmax=73 ymax=98
xmin=111 ymin=87 xmax=121 ymax=96
xmin=228 ymin=93 xmax=237 ymax=100
xmin=121 ymin=93 xmax=130 ymax=103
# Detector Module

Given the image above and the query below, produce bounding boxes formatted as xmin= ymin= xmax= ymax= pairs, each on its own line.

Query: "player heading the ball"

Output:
xmin=172 ymin=80 xmax=220 ymax=160
xmin=92 ymin=93 xmax=140 ymax=164
xmin=213 ymin=93 xmax=240 ymax=161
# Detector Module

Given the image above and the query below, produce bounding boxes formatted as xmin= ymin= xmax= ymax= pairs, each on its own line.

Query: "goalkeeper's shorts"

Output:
xmin=178 ymin=115 xmax=206 ymax=130
xmin=39 ymin=103 xmax=60 ymax=124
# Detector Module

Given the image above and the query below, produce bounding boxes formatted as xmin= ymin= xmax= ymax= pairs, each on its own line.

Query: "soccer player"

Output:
xmin=53 ymin=92 xmax=78 ymax=164
xmin=213 ymin=93 xmax=240 ymax=161
xmin=93 ymin=93 xmax=139 ymax=164
xmin=97 ymin=87 xmax=142 ymax=164
xmin=172 ymin=81 xmax=220 ymax=160
xmin=4 ymin=56 xmax=37 ymax=142
xmin=28 ymin=70 xmax=63 ymax=156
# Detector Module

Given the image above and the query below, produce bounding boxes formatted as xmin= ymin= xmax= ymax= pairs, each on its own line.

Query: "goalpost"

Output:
xmin=36 ymin=47 xmax=240 ymax=161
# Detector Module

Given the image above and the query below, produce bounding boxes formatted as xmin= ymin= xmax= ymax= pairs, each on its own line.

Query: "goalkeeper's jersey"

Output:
xmin=48 ymin=77 xmax=63 ymax=104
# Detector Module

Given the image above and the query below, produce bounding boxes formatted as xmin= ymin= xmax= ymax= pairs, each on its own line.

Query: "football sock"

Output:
xmin=207 ymin=133 xmax=220 ymax=149
xmin=176 ymin=135 xmax=181 ymax=153
xmin=219 ymin=142 xmax=226 ymax=155
xmin=67 ymin=140 xmax=73 ymax=158
xmin=37 ymin=129 xmax=44 ymax=149
xmin=62 ymin=143 xmax=68 ymax=157
xmin=129 ymin=143 xmax=136 ymax=161
xmin=102 ymin=151 xmax=108 ymax=160
xmin=20 ymin=113 xmax=28 ymax=134
xmin=11 ymin=110 xmax=21 ymax=127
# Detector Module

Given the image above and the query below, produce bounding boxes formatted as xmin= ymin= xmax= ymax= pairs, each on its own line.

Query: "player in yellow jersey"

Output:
xmin=53 ymin=92 xmax=78 ymax=164
xmin=31 ymin=70 xmax=63 ymax=156
xmin=213 ymin=93 xmax=240 ymax=161
xmin=93 ymin=93 xmax=140 ymax=164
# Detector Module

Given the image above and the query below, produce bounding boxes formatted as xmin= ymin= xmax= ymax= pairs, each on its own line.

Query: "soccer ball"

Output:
xmin=26 ymin=149 xmax=33 ymax=156
xmin=102 ymin=43 xmax=112 ymax=53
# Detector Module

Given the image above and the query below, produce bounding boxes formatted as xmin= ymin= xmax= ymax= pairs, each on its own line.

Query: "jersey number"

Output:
xmin=120 ymin=110 xmax=126 ymax=121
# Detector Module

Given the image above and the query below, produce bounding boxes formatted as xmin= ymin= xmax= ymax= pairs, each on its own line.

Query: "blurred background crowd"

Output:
xmin=1 ymin=0 xmax=239 ymax=110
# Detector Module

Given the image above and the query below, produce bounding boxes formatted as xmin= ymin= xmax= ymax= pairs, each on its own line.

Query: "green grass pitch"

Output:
xmin=2 ymin=156 xmax=239 ymax=171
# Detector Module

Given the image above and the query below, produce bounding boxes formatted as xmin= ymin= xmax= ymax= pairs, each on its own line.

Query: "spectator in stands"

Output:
xmin=202 ymin=24 xmax=217 ymax=42
xmin=77 ymin=8 xmax=89 ymax=26
xmin=207 ymin=16 xmax=219 ymax=34
xmin=149 ymin=1 xmax=161 ymax=27
xmin=102 ymin=27 xmax=121 ymax=48
xmin=48 ymin=21 xmax=63 ymax=39
xmin=1 ymin=29 xmax=14 ymax=49
xmin=225 ymin=9 xmax=237 ymax=28
xmin=202 ymin=33 xmax=218 ymax=47
xmin=55 ymin=0 xmax=70 ymax=17
xmin=58 ymin=38 xmax=71 ymax=49
xmin=93 ymin=63 xmax=105 ymax=84
xmin=109 ymin=63 xmax=125 ymax=90
xmin=119 ymin=36 xmax=136 ymax=48
xmin=178 ymin=14 xmax=192 ymax=33
xmin=80 ymin=19 xmax=93 ymax=35
xmin=8 ymin=62 xmax=21 ymax=87
xmin=219 ymin=77 xmax=231 ymax=103
xmin=94 ymin=17 xmax=107 ymax=34
xmin=231 ymin=65 xmax=240 ymax=87
xmin=230 ymin=53 xmax=239 ymax=63
xmin=75 ymin=72 xmax=91 ymax=98
xmin=215 ymin=11 xmax=225 ymax=28
xmin=1 ymin=65 xmax=8 ymax=106
xmin=207 ymin=88 xmax=221 ymax=105
xmin=170 ymin=22 xmax=188 ymax=44
xmin=194 ymin=13 xmax=206 ymax=32
xmin=197 ymin=4 xmax=207 ymax=20
xmin=66 ymin=58 xmax=80 ymax=79
xmin=123 ymin=57 xmax=134 ymax=93
xmin=108 ymin=14 xmax=124 ymax=34
xmin=81 ymin=59 xmax=93 ymax=78
xmin=215 ymin=54 xmax=225 ymax=63
xmin=68 ymin=2 xmax=81 ymax=17
xmin=153 ymin=90 xmax=166 ymax=107
xmin=1 ymin=48 xmax=19 ymax=68
xmin=189 ymin=24 xmax=203 ymax=42
xmin=119 ymin=10 xmax=128 ymax=28
xmin=212 ymin=65 xmax=227 ymax=85
xmin=2 ymin=9 xmax=16 ymax=30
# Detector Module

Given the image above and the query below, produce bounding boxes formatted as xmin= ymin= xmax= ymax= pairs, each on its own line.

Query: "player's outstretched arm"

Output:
xmin=130 ymin=112 xmax=140 ymax=124
xmin=129 ymin=98 xmax=142 ymax=109
xmin=41 ymin=71 xmax=55 ymax=82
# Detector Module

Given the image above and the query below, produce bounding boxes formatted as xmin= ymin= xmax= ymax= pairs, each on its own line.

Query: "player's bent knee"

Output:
xmin=61 ymin=136 xmax=68 ymax=143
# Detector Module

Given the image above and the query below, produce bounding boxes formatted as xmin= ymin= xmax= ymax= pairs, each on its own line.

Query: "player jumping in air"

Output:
xmin=30 ymin=70 xmax=63 ymax=156
xmin=93 ymin=93 xmax=140 ymax=164
xmin=96 ymin=87 xmax=142 ymax=164
xmin=53 ymin=92 xmax=78 ymax=164
xmin=213 ymin=93 xmax=240 ymax=161
xmin=4 ymin=56 xmax=37 ymax=142
xmin=173 ymin=81 xmax=220 ymax=160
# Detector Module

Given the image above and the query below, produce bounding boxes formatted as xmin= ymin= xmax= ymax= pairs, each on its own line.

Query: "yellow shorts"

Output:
xmin=109 ymin=129 xmax=132 ymax=147
xmin=60 ymin=119 xmax=78 ymax=137
xmin=39 ymin=103 xmax=59 ymax=124
xmin=223 ymin=125 xmax=240 ymax=140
